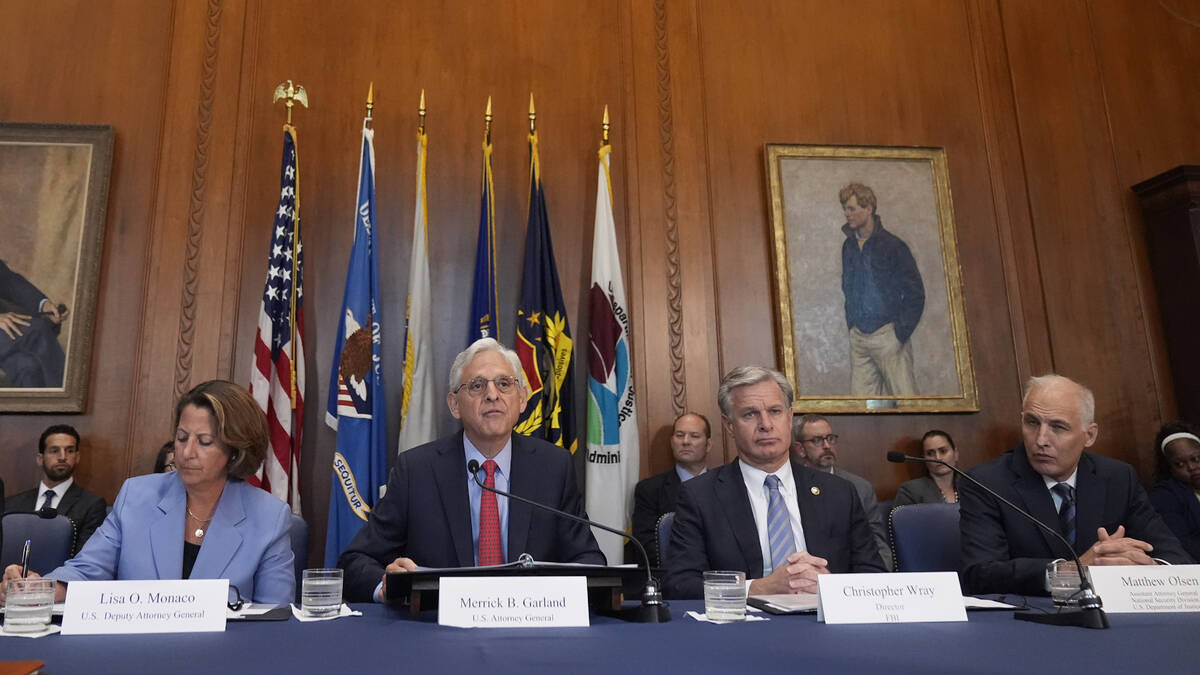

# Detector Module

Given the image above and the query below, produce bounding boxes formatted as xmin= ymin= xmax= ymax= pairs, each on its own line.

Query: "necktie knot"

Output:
xmin=1052 ymin=482 xmax=1075 ymax=504
xmin=482 ymin=459 xmax=498 ymax=480
xmin=41 ymin=490 xmax=56 ymax=511
xmin=765 ymin=474 xmax=782 ymax=491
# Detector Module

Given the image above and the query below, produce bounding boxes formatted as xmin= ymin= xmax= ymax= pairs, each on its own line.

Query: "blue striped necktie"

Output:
xmin=764 ymin=475 xmax=797 ymax=573
xmin=1052 ymin=482 xmax=1076 ymax=545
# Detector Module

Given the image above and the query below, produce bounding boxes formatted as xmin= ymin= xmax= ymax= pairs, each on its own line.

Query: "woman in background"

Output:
xmin=153 ymin=440 xmax=176 ymax=473
xmin=2 ymin=380 xmax=294 ymax=604
xmin=1148 ymin=421 xmax=1200 ymax=562
xmin=893 ymin=430 xmax=959 ymax=506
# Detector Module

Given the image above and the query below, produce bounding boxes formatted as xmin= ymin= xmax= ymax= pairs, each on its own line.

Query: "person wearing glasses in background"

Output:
xmin=893 ymin=430 xmax=960 ymax=506
xmin=1149 ymin=421 xmax=1200 ymax=562
xmin=338 ymin=338 xmax=605 ymax=603
xmin=791 ymin=414 xmax=892 ymax=570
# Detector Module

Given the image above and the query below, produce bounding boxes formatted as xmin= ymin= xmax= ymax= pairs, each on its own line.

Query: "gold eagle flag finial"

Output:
xmin=272 ymin=80 xmax=309 ymax=125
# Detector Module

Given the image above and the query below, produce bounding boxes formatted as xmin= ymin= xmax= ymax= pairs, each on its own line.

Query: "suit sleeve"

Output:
xmin=890 ymin=239 xmax=924 ymax=344
xmin=0 ymin=258 xmax=48 ymax=313
xmin=47 ymin=483 xmax=128 ymax=584
xmin=630 ymin=478 xmax=660 ymax=567
xmin=845 ymin=483 xmax=888 ymax=574
xmin=892 ymin=482 xmax=919 ymax=507
xmin=855 ymin=481 xmax=892 ymax=571
xmin=1149 ymin=483 xmax=1200 ymax=562
xmin=958 ymin=469 xmax=1048 ymax=595
xmin=73 ymin=493 xmax=109 ymax=555
xmin=1123 ymin=474 xmax=1193 ymax=565
xmin=337 ymin=457 xmax=411 ymax=603
xmin=251 ymin=500 xmax=297 ymax=604
xmin=662 ymin=482 xmax=709 ymax=599
xmin=552 ymin=452 xmax=606 ymax=565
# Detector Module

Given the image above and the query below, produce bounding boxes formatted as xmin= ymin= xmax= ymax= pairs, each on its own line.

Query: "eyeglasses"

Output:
xmin=453 ymin=375 xmax=518 ymax=397
xmin=1169 ymin=454 xmax=1200 ymax=471
xmin=802 ymin=434 xmax=839 ymax=446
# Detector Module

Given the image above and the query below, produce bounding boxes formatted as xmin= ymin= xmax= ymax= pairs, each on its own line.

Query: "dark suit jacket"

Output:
xmin=960 ymin=446 xmax=1192 ymax=596
xmin=7 ymin=481 xmax=108 ymax=555
xmin=337 ymin=432 xmax=606 ymax=602
xmin=663 ymin=458 xmax=885 ymax=599
xmin=1149 ymin=478 xmax=1200 ymax=563
xmin=631 ymin=468 xmax=683 ymax=567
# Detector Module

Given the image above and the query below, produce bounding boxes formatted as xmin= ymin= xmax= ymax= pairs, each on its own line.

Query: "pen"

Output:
xmin=19 ymin=539 xmax=31 ymax=578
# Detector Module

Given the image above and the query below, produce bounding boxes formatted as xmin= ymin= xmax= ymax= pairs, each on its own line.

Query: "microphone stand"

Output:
xmin=468 ymin=459 xmax=670 ymax=623
xmin=887 ymin=452 xmax=1108 ymax=629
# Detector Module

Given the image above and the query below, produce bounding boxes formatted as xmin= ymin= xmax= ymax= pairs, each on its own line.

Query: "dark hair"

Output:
xmin=173 ymin=380 xmax=268 ymax=480
xmin=792 ymin=414 xmax=831 ymax=442
xmin=153 ymin=441 xmax=175 ymax=473
xmin=921 ymin=429 xmax=956 ymax=449
xmin=674 ymin=412 xmax=712 ymax=438
xmin=39 ymin=424 xmax=80 ymax=453
xmin=1154 ymin=421 xmax=1200 ymax=482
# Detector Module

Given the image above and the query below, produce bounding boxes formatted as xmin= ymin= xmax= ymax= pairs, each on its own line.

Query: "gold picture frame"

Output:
xmin=0 ymin=123 xmax=114 ymax=412
xmin=764 ymin=144 xmax=977 ymax=413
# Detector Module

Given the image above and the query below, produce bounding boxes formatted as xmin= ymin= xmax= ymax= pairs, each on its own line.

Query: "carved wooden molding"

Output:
xmin=173 ymin=0 xmax=222 ymax=400
xmin=654 ymin=0 xmax=686 ymax=415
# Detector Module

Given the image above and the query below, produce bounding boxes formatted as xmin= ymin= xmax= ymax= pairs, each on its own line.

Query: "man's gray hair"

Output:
xmin=792 ymin=413 xmax=830 ymax=442
xmin=448 ymin=338 xmax=527 ymax=392
xmin=1023 ymin=374 xmax=1095 ymax=425
xmin=717 ymin=366 xmax=794 ymax=416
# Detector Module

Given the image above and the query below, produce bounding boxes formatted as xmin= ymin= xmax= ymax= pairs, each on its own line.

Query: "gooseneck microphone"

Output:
xmin=887 ymin=451 xmax=1108 ymax=629
xmin=467 ymin=459 xmax=670 ymax=623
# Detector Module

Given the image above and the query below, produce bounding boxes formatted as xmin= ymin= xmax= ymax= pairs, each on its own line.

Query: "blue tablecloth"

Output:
xmin=3 ymin=600 xmax=1197 ymax=673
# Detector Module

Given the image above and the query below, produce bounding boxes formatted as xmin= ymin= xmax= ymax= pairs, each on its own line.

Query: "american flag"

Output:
xmin=249 ymin=125 xmax=305 ymax=514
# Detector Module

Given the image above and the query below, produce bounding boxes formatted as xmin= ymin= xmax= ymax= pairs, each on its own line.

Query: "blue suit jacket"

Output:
xmin=961 ymin=446 xmax=1192 ymax=596
xmin=47 ymin=473 xmax=295 ymax=604
xmin=337 ymin=431 xmax=605 ymax=602
xmin=664 ymin=458 xmax=885 ymax=599
xmin=1149 ymin=477 xmax=1200 ymax=563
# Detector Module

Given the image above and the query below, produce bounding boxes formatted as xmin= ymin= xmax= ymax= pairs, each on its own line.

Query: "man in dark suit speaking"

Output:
xmin=960 ymin=374 xmax=1191 ymax=595
xmin=338 ymin=338 xmax=605 ymax=602
xmin=6 ymin=424 xmax=108 ymax=555
xmin=664 ymin=366 xmax=883 ymax=599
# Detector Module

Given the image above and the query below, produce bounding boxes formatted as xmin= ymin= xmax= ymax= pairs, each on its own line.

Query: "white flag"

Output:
xmin=585 ymin=143 xmax=640 ymax=564
xmin=397 ymin=130 xmax=437 ymax=453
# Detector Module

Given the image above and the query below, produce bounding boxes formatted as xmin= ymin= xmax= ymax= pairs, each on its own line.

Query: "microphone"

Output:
xmin=467 ymin=458 xmax=670 ymax=623
xmin=887 ymin=451 xmax=1108 ymax=629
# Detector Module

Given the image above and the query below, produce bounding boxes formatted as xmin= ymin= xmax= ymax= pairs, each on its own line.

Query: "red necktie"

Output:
xmin=478 ymin=459 xmax=503 ymax=566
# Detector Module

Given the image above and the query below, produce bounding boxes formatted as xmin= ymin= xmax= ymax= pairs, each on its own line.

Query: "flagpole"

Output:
xmin=273 ymin=80 xmax=308 ymax=409
xmin=602 ymin=104 xmax=610 ymax=146
xmin=365 ymin=82 xmax=374 ymax=129
xmin=418 ymin=89 xmax=426 ymax=135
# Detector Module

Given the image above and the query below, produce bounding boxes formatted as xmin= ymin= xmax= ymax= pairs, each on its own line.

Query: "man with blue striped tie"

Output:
xmin=960 ymin=374 xmax=1192 ymax=595
xmin=663 ymin=366 xmax=884 ymax=599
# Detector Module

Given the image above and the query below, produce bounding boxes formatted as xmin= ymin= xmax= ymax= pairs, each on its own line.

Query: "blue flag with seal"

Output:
xmin=467 ymin=135 xmax=498 ymax=344
xmin=514 ymin=127 xmax=577 ymax=453
xmin=324 ymin=120 xmax=388 ymax=566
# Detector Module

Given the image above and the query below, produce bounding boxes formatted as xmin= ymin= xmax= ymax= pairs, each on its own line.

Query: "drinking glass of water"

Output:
xmin=301 ymin=568 xmax=344 ymax=618
xmin=703 ymin=570 xmax=747 ymax=622
xmin=3 ymin=578 xmax=55 ymax=633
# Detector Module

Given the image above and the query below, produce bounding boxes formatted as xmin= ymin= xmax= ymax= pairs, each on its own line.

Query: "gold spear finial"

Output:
xmin=272 ymin=80 xmax=309 ymax=125
xmin=418 ymin=89 xmax=427 ymax=135
xmin=602 ymin=104 xmax=610 ymax=145
xmin=366 ymin=82 xmax=375 ymax=120
xmin=529 ymin=93 xmax=536 ymax=134
xmin=484 ymin=96 xmax=493 ymax=144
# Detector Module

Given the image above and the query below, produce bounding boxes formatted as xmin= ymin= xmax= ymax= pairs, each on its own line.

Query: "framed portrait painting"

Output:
xmin=764 ymin=144 xmax=977 ymax=413
xmin=0 ymin=123 xmax=114 ymax=412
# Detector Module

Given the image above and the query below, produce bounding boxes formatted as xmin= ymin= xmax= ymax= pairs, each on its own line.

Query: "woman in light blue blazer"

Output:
xmin=2 ymin=380 xmax=295 ymax=604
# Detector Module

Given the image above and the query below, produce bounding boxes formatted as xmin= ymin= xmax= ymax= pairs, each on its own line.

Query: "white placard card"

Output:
xmin=1088 ymin=564 xmax=1200 ymax=613
xmin=817 ymin=572 xmax=967 ymax=624
xmin=438 ymin=576 xmax=589 ymax=628
xmin=61 ymin=579 xmax=228 ymax=635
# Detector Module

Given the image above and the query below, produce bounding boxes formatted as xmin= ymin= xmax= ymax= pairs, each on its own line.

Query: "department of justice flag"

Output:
xmin=467 ymin=138 xmax=498 ymax=344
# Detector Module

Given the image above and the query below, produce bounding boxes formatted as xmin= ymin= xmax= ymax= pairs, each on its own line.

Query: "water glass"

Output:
xmin=703 ymin=570 xmax=747 ymax=622
xmin=301 ymin=568 xmax=344 ymax=618
xmin=1045 ymin=559 xmax=1087 ymax=606
xmin=3 ymin=578 xmax=55 ymax=633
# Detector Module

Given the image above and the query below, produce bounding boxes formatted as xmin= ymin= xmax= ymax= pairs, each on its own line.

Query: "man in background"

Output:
xmin=6 ymin=424 xmax=107 ymax=555
xmin=631 ymin=412 xmax=711 ymax=566
xmin=792 ymin=414 xmax=892 ymax=570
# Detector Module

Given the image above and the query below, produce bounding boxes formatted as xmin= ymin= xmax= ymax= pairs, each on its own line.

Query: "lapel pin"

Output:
xmin=810 ymin=486 xmax=820 ymax=496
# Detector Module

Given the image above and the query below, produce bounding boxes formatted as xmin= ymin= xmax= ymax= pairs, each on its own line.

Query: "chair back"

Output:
xmin=1 ymin=512 xmax=77 ymax=575
xmin=888 ymin=503 xmax=960 ymax=573
xmin=288 ymin=513 xmax=309 ymax=599
xmin=655 ymin=512 xmax=675 ymax=567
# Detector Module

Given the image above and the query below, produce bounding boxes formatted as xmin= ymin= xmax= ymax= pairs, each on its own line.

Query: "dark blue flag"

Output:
xmin=467 ymin=140 xmax=498 ymax=344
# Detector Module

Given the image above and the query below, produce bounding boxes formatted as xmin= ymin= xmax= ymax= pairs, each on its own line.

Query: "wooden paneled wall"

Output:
xmin=2 ymin=0 xmax=1197 ymax=566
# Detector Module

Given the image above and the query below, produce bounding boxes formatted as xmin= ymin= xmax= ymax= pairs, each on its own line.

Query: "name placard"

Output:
xmin=816 ymin=572 xmax=967 ymax=624
xmin=438 ymin=576 xmax=589 ymax=628
xmin=61 ymin=579 xmax=228 ymax=635
xmin=1088 ymin=564 xmax=1200 ymax=613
